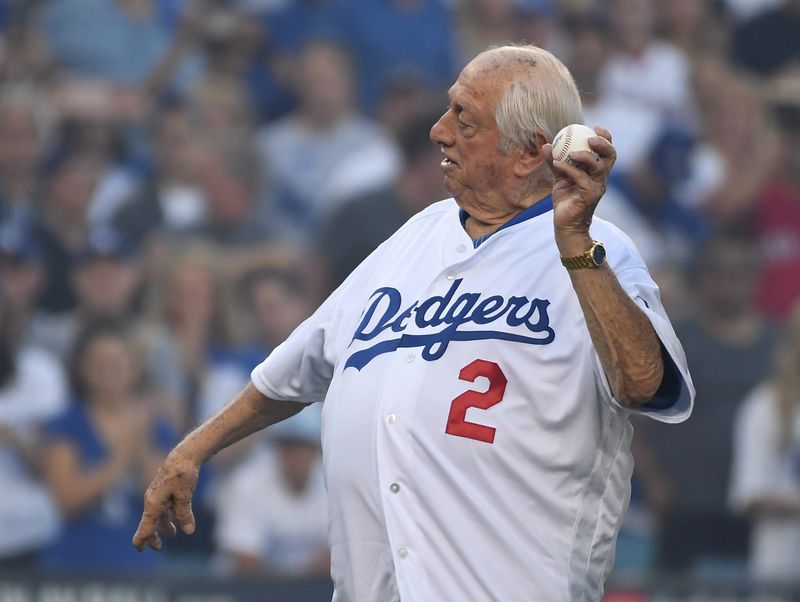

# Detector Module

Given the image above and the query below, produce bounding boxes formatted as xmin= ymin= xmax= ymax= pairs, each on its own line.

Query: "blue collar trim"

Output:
xmin=460 ymin=195 xmax=553 ymax=248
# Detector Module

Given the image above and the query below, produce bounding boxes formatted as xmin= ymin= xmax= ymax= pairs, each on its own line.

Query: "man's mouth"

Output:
xmin=441 ymin=156 xmax=457 ymax=167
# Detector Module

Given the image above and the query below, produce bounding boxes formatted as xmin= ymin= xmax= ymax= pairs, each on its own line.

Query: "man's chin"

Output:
xmin=442 ymin=174 xmax=459 ymax=197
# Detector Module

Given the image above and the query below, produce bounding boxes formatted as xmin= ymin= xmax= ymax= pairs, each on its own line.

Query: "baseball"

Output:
xmin=551 ymin=123 xmax=598 ymax=164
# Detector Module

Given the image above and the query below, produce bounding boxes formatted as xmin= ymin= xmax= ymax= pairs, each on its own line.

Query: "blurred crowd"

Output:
xmin=0 ymin=0 xmax=799 ymax=586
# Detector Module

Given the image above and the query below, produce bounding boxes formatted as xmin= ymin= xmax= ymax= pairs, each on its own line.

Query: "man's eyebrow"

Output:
xmin=448 ymin=99 xmax=473 ymax=115
xmin=447 ymin=88 xmax=469 ymax=110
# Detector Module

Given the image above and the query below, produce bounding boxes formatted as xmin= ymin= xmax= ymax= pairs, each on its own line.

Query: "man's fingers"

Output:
xmin=587 ymin=135 xmax=616 ymax=167
xmin=173 ymin=495 xmax=196 ymax=535
xmin=551 ymin=159 xmax=595 ymax=190
xmin=133 ymin=516 xmax=162 ymax=551
xmin=132 ymin=508 xmax=157 ymax=550
xmin=147 ymin=533 xmax=163 ymax=551
xmin=566 ymin=150 xmax=603 ymax=176
xmin=133 ymin=487 xmax=177 ymax=550
xmin=593 ymin=125 xmax=612 ymax=144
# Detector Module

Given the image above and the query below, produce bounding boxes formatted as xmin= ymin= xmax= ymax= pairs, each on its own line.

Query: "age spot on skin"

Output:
xmin=482 ymin=162 xmax=503 ymax=186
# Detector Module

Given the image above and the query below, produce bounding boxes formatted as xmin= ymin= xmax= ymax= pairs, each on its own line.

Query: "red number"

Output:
xmin=445 ymin=359 xmax=507 ymax=444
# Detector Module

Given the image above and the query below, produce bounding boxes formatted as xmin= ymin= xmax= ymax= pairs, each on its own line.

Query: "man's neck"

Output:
xmin=463 ymin=190 xmax=551 ymax=241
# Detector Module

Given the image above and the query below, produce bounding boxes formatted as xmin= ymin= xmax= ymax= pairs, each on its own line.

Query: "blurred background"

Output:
xmin=0 ymin=0 xmax=799 ymax=600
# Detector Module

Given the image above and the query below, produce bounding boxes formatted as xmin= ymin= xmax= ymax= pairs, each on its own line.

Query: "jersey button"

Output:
xmin=398 ymin=548 xmax=408 ymax=559
xmin=406 ymin=353 xmax=415 ymax=363
xmin=446 ymin=272 xmax=456 ymax=280
xmin=389 ymin=483 xmax=400 ymax=493
xmin=386 ymin=414 xmax=397 ymax=424
xmin=456 ymin=243 xmax=467 ymax=253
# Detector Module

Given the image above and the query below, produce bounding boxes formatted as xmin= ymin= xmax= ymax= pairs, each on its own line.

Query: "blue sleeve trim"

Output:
xmin=642 ymin=345 xmax=683 ymax=410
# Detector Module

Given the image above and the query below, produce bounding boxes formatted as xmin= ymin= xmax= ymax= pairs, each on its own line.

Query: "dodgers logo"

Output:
xmin=345 ymin=279 xmax=555 ymax=370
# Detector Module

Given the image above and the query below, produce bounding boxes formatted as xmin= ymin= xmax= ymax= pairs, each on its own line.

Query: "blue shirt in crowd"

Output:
xmin=39 ymin=403 xmax=177 ymax=573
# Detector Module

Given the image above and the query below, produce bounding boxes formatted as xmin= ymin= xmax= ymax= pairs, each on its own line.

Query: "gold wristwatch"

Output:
xmin=560 ymin=240 xmax=606 ymax=270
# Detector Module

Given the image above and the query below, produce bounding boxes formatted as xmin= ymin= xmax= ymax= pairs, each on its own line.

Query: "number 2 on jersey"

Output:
xmin=445 ymin=359 xmax=507 ymax=444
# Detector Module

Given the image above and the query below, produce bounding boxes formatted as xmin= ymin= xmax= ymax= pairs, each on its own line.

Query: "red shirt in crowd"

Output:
xmin=755 ymin=178 xmax=800 ymax=319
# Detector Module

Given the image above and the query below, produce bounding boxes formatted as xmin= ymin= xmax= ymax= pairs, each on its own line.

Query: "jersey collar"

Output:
xmin=459 ymin=195 xmax=553 ymax=249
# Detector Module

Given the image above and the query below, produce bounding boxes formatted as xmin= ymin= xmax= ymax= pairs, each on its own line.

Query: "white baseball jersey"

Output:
xmin=251 ymin=196 xmax=694 ymax=602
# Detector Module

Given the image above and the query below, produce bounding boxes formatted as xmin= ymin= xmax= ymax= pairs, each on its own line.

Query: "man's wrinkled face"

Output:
xmin=429 ymin=56 xmax=521 ymax=216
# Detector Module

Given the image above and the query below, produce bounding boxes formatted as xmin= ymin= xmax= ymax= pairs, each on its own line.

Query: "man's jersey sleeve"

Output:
xmin=589 ymin=222 xmax=695 ymax=423
xmin=250 ymin=278 xmax=348 ymax=404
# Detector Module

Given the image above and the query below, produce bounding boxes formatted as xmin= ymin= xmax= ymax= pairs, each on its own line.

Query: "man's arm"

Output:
xmin=132 ymin=382 xmax=306 ymax=551
xmin=563 ymin=264 xmax=664 ymax=407
xmin=543 ymin=127 xmax=664 ymax=408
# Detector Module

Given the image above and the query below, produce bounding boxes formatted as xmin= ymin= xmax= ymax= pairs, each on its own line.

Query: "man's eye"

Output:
xmin=458 ymin=120 xmax=470 ymax=129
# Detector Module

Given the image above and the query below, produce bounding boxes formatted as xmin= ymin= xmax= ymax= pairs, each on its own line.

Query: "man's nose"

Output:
xmin=430 ymin=113 xmax=454 ymax=146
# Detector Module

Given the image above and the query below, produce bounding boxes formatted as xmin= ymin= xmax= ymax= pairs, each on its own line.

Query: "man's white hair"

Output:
xmin=483 ymin=45 xmax=583 ymax=153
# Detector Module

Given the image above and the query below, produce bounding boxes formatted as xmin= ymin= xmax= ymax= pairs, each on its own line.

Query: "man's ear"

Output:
xmin=512 ymin=131 xmax=547 ymax=177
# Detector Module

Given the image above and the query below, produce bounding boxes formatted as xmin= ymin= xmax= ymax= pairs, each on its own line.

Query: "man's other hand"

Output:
xmin=132 ymin=450 xmax=200 ymax=551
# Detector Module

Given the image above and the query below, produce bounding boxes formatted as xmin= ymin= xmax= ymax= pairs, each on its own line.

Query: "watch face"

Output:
xmin=591 ymin=243 xmax=606 ymax=266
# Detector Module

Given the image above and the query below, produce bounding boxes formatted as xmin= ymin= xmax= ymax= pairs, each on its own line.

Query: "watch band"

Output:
xmin=560 ymin=240 xmax=605 ymax=270
xmin=560 ymin=254 xmax=597 ymax=270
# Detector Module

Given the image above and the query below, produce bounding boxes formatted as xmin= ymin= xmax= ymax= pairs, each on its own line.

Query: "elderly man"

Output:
xmin=134 ymin=45 xmax=693 ymax=601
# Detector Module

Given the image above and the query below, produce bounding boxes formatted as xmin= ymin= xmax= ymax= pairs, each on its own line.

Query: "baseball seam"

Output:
xmin=557 ymin=127 xmax=573 ymax=162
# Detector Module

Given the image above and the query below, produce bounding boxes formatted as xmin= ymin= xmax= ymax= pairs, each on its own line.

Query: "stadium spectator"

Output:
xmin=39 ymin=0 xmax=196 ymax=90
xmin=0 ymin=5 xmax=52 ymax=84
xmin=659 ymin=0 xmax=730 ymax=59
xmin=186 ymin=75 xmax=254 ymax=159
xmin=256 ymin=39 xmax=400 ymax=242
xmin=146 ymin=241 xmax=238 ymax=428
xmin=32 ymin=227 xmax=142 ymax=357
xmin=686 ymin=65 xmax=780 ymax=227
xmin=214 ymin=406 xmax=328 ymax=577
xmin=601 ymin=0 xmax=693 ymax=121
xmin=32 ymin=152 xmax=101 ymax=314
xmin=0 ymin=220 xmax=46 ymax=346
xmin=729 ymin=302 xmax=800 ymax=583
xmin=753 ymin=103 xmax=800 ymax=320
xmin=232 ymin=265 xmax=316 ymax=369
xmin=0 ymin=233 xmax=66 ymax=571
xmin=111 ymin=100 xmax=207 ymax=245
xmin=54 ymin=116 xmax=143 ymax=229
xmin=0 ymin=85 xmax=53 ymax=224
xmin=29 ymin=226 xmax=183 ymax=426
xmin=186 ymin=143 xmax=274 ymax=248
xmin=40 ymin=319 xmax=175 ymax=572
xmin=190 ymin=4 xmax=294 ymax=128
xmin=636 ymin=232 xmax=778 ymax=574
